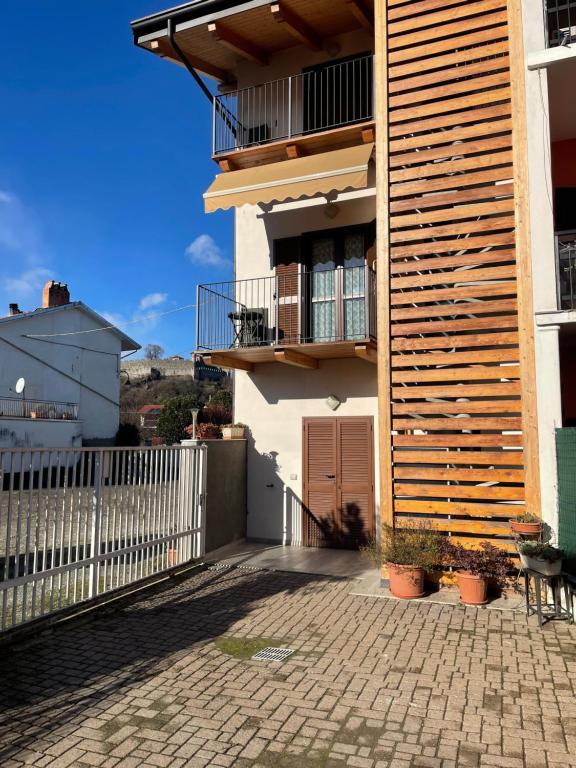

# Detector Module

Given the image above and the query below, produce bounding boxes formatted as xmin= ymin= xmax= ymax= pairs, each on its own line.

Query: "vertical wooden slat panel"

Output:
xmin=377 ymin=0 xmax=540 ymax=548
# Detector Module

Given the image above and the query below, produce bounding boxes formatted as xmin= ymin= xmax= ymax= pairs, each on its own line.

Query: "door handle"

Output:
xmin=326 ymin=474 xmax=335 ymax=479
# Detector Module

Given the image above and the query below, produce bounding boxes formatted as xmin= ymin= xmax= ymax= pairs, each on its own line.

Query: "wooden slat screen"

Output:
xmin=384 ymin=0 xmax=527 ymax=549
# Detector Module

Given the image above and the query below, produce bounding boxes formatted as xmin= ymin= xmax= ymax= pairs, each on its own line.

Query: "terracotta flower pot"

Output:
xmin=388 ymin=563 xmax=426 ymax=599
xmin=510 ymin=520 xmax=542 ymax=537
xmin=457 ymin=571 xmax=488 ymax=605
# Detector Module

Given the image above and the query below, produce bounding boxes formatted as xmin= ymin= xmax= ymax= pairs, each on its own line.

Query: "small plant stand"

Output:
xmin=523 ymin=569 xmax=573 ymax=626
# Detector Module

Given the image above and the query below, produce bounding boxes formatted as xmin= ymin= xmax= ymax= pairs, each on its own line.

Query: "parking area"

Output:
xmin=1 ymin=564 xmax=576 ymax=768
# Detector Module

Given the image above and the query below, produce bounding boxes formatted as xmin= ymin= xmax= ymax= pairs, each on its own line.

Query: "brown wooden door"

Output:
xmin=303 ymin=416 xmax=375 ymax=548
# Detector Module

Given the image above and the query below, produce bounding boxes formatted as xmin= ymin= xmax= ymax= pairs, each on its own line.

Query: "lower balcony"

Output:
xmin=196 ymin=266 xmax=377 ymax=371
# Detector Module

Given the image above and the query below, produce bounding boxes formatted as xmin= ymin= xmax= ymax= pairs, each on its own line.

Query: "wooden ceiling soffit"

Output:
xmin=270 ymin=3 xmax=323 ymax=51
xmin=274 ymin=349 xmax=318 ymax=368
xmin=345 ymin=0 xmax=374 ymax=32
xmin=208 ymin=22 xmax=269 ymax=66
xmin=154 ymin=36 xmax=233 ymax=82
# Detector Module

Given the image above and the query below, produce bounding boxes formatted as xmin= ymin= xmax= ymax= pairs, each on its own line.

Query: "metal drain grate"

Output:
xmin=251 ymin=647 xmax=294 ymax=662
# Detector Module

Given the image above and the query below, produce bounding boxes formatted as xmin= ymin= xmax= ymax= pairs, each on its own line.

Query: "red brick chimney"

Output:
xmin=42 ymin=280 xmax=70 ymax=309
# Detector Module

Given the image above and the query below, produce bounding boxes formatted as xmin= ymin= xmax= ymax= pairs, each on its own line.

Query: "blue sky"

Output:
xmin=0 ymin=1 xmax=233 ymax=357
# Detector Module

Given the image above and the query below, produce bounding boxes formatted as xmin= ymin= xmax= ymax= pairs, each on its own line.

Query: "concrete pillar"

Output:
xmin=535 ymin=323 xmax=562 ymax=538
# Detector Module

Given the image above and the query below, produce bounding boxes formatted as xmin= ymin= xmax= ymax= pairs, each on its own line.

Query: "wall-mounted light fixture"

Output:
xmin=326 ymin=394 xmax=341 ymax=411
xmin=324 ymin=202 xmax=340 ymax=220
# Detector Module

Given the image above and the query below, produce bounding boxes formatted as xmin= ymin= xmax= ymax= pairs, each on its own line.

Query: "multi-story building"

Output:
xmin=132 ymin=0 xmax=576 ymax=556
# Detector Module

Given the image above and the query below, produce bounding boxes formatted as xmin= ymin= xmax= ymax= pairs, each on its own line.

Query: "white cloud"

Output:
xmin=186 ymin=234 xmax=229 ymax=268
xmin=0 ymin=189 xmax=51 ymax=307
xmin=138 ymin=292 xmax=168 ymax=311
xmin=3 ymin=267 xmax=52 ymax=301
xmin=101 ymin=293 xmax=169 ymax=347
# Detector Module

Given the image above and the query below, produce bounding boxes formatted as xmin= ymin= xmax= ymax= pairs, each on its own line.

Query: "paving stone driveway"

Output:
xmin=1 ymin=565 xmax=576 ymax=768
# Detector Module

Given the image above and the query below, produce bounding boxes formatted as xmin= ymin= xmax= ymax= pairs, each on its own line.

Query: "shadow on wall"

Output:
xmin=246 ymin=358 xmax=377 ymax=406
xmin=246 ymin=431 xmax=369 ymax=549
xmin=303 ymin=502 xmax=370 ymax=550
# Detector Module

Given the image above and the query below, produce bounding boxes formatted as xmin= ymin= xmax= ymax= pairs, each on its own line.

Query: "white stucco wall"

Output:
xmin=0 ymin=306 xmax=125 ymax=446
xmin=235 ymin=189 xmax=376 ymax=281
xmin=0 ymin=419 xmax=82 ymax=450
xmin=233 ymin=188 xmax=377 ymax=543
xmin=235 ymin=358 xmax=378 ymax=544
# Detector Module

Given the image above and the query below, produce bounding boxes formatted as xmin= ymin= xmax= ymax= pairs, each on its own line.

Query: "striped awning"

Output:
xmin=204 ymin=143 xmax=374 ymax=213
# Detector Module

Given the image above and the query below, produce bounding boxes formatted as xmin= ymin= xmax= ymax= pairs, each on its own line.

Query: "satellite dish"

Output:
xmin=15 ymin=377 xmax=25 ymax=395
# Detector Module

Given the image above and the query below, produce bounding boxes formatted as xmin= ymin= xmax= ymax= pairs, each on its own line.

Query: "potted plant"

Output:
xmin=510 ymin=512 xmax=542 ymax=538
xmin=518 ymin=542 xmax=564 ymax=576
xmin=222 ymin=423 xmax=246 ymax=440
xmin=361 ymin=523 xmax=441 ymax=599
xmin=443 ymin=541 xmax=512 ymax=606
xmin=195 ymin=423 xmax=222 ymax=440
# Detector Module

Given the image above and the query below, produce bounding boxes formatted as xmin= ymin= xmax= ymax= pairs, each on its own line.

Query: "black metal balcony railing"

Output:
xmin=556 ymin=232 xmax=576 ymax=309
xmin=196 ymin=266 xmax=376 ymax=352
xmin=546 ymin=0 xmax=576 ymax=46
xmin=213 ymin=55 xmax=374 ymax=155
xmin=0 ymin=397 xmax=79 ymax=421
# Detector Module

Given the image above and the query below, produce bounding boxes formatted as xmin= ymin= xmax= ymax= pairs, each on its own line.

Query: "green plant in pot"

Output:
xmin=442 ymin=540 xmax=512 ymax=606
xmin=362 ymin=523 xmax=441 ymax=599
xmin=510 ymin=512 xmax=542 ymax=538
xmin=518 ymin=542 xmax=564 ymax=576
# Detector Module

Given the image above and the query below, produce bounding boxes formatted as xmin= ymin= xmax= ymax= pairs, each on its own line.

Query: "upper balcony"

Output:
xmin=546 ymin=0 xmax=576 ymax=47
xmin=213 ymin=54 xmax=374 ymax=168
xmin=196 ymin=265 xmax=376 ymax=371
xmin=131 ymin=1 xmax=375 ymax=168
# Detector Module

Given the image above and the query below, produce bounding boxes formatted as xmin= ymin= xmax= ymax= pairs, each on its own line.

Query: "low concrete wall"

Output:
xmin=204 ymin=439 xmax=247 ymax=553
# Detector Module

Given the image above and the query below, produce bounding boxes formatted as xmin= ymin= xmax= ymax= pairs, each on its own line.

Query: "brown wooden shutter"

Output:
xmin=303 ymin=416 xmax=375 ymax=548
xmin=303 ymin=418 xmax=337 ymax=547
xmin=274 ymin=236 xmax=300 ymax=344
xmin=337 ymin=417 xmax=375 ymax=548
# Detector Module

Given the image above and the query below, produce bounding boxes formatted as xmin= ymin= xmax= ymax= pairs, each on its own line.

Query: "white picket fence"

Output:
xmin=0 ymin=444 xmax=207 ymax=632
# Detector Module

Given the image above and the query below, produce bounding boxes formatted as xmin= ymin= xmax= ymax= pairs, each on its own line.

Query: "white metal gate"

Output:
xmin=0 ymin=445 xmax=207 ymax=632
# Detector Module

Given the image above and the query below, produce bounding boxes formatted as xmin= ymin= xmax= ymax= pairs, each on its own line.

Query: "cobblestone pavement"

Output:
xmin=1 ymin=565 xmax=576 ymax=768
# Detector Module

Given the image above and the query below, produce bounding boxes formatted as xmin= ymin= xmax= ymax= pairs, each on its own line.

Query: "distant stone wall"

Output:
xmin=122 ymin=360 xmax=195 ymax=381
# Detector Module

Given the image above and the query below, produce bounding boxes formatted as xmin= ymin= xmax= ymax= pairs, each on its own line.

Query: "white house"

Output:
xmin=0 ymin=281 xmax=140 ymax=449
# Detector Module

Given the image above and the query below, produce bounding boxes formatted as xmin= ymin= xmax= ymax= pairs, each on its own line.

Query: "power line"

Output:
xmin=22 ymin=302 xmax=198 ymax=339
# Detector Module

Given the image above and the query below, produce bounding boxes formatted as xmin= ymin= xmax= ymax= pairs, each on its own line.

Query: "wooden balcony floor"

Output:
xmin=201 ymin=339 xmax=376 ymax=371
xmin=214 ymin=120 xmax=375 ymax=171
